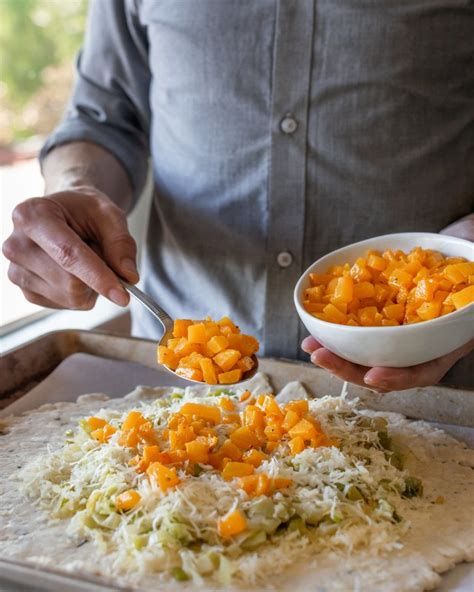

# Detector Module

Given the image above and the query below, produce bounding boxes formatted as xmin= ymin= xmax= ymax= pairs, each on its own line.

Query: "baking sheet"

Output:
xmin=1 ymin=352 xmax=473 ymax=592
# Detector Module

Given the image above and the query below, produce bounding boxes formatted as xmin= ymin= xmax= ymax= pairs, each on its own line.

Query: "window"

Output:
xmin=0 ymin=0 xmax=87 ymax=334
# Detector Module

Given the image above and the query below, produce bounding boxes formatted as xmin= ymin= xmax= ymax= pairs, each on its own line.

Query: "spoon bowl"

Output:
xmin=121 ymin=280 xmax=259 ymax=386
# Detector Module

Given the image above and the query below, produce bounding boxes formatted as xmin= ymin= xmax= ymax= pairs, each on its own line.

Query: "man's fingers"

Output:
xmin=301 ymin=336 xmax=324 ymax=353
xmin=21 ymin=288 xmax=69 ymax=309
xmin=90 ymin=202 xmax=139 ymax=283
xmin=309 ymin=347 xmax=384 ymax=389
xmin=364 ymin=339 xmax=474 ymax=391
xmin=20 ymin=214 xmax=129 ymax=306
xmin=7 ymin=263 xmax=98 ymax=310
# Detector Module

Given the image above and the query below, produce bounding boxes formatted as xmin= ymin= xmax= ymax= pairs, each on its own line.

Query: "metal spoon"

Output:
xmin=120 ymin=280 xmax=258 ymax=385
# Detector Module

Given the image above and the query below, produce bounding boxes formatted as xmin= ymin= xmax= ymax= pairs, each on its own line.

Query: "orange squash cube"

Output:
xmin=282 ymin=410 xmax=300 ymax=432
xmin=451 ymin=285 xmax=474 ymax=310
xmin=157 ymin=346 xmax=178 ymax=370
xmin=243 ymin=405 xmax=265 ymax=430
xmin=237 ymin=356 xmax=255 ymax=372
xmin=175 ymin=367 xmax=203 ymax=382
xmin=206 ymin=335 xmax=229 ymax=355
xmin=217 ymin=316 xmax=239 ymax=333
xmin=322 ymin=303 xmax=348 ymax=324
xmin=218 ymin=397 xmax=235 ymax=412
xmin=230 ymin=426 xmax=261 ymax=450
xmin=143 ymin=445 xmax=162 ymax=465
xmin=213 ymin=349 xmax=242 ymax=372
xmin=284 ymin=400 xmax=309 ymax=415
xmin=199 ymin=357 xmax=218 ymax=384
xmin=220 ymin=439 xmax=243 ymax=461
xmin=218 ymin=369 xmax=243 ymax=384
xmin=358 ymin=306 xmax=378 ymax=326
xmin=288 ymin=435 xmax=305 ymax=455
xmin=353 ymin=281 xmax=376 ymax=300
xmin=115 ymin=489 xmax=141 ymax=511
xmin=221 ymin=461 xmax=255 ymax=480
xmin=147 ymin=462 xmax=180 ymax=492
xmin=122 ymin=411 xmax=147 ymax=431
xmin=173 ymin=319 xmax=193 ymax=338
xmin=416 ymin=301 xmax=441 ymax=321
xmin=217 ymin=509 xmax=247 ymax=538
xmin=264 ymin=423 xmax=284 ymax=441
xmin=180 ymin=402 xmax=222 ymax=424
xmin=91 ymin=424 xmax=116 ymax=443
xmin=332 ymin=276 xmax=354 ymax=303
xmin=118 ymin=429 xmax=139 ymax=448
xmin=382 ymin=303 xmax=404 ymax=322
xmin=288 ymin=418 xmax=318 ymax=441
xmin=187 ymin=323 xmax=208 ymax=344
xmin=242 ymin=449 xmax=267 ymax=467
xmin=185 ymin=440 xmax=209 ymax=463
xmin=178 ymin=351 xmax=204 ymax=370
xmin=87 ymin=416 xmax=107 ymax=431
xmin=238 ymin=335 xmax=260 ymax=357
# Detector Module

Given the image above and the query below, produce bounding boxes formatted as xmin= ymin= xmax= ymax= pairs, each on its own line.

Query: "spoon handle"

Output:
xmin=120 ymin=280 xmax=174 ymax=335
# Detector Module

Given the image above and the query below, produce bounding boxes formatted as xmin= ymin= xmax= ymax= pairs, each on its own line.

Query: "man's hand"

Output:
xmin=302 ymin=215 xmax=474 ymax=391
xmin=301 ymin=336 xmax=474 ymax=392
xmin=2 ymin=188 xmax=139 ymax=310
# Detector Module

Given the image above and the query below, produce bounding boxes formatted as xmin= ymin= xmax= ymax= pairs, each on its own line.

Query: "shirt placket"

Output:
xmin=264 ymin=0 xmax=315 ymax=357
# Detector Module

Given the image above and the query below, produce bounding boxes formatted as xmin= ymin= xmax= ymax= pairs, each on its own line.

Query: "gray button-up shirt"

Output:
xmin=41 ymin=0 xmax=474 ymax=386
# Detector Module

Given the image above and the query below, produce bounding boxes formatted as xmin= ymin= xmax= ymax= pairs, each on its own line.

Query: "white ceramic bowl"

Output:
xmin=294 ymin=233 xmax=474 ymax=368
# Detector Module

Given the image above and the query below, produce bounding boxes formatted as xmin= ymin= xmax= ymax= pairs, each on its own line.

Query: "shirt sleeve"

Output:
xmin=40 ymin=0 xmax=151 ymax=202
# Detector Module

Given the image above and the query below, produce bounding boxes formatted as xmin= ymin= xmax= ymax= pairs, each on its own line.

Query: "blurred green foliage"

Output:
xmin=0 ymin=0 xmax=87 ymax=143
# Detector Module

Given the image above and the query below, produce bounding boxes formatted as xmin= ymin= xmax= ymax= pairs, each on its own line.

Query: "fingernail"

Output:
xmin=108 ymin=288 xmax=129 ymax=307
xmin=121 ymin=258 xmax=139 ymax=280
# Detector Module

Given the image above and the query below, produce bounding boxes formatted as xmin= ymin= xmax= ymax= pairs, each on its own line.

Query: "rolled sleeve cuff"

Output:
xmin=39 ymin=118 xmax=149 ymax=203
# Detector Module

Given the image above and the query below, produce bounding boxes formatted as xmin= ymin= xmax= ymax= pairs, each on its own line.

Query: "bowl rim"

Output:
xmin=294 ymin=232 xmax=474 ymax=332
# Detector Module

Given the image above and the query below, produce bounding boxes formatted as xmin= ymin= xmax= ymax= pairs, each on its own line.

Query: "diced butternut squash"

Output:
xmin=175 ymin=367 xmax=203 ymax=382
xmin=187 ymin=323 xmax=208 ymax=344
xmin=303 ymin=247 xmax=472 ymax=327
xmin=452 ymin=285 xmax=474 ymax=310
xmin=147 ymin=462 xmax=180 ymax=492
xmin=217 ymin=509 xmax=247 ymax=538
xmin=332 ymin=276 xmax=354 ymax=303
xmin=282 ymin=409 xmax=300 ymax=431
xmin=180 ymin=402 xmax=222 ymax=424
xmin=157 ymin=346 xmax=178 ymax=370
xmin=115 ymin=489 xmax=141 ymax=511
xmin=288 ymin=435 xmax=305 ymax=455
xmin=218 ymin=369 xmax=243 ymax=384
xmin=220 ymin=439 xmax=243 ymax=461
xmin=213 ymin=349 xmax=242 ymax=372
xmin=284 ymin=400 xmax=309 ymax=415
xmin=122 ymin=411 xmax=146 ymax=431
xmin=173 ymin=319 xmax=193 ymax=338
xmin=87 ymin=416 xmax=107 ymax=431
xmin=288 ymin=418 xmax=318 ymax=441
xmin=243 ymin=405 xmax=265 ymax=430
xmin=91 ymin=423 xmax=116 ymax=443
xmin=118 ymin=429 xmax=139 ymax=448
xmin=206 ymin=335 xmax=229 ymax=355
xmin=221 ymin=461 xmax=255 ymax=480
xmin=218 ymin=397 xmax=235 ymax=412
xmin=230 ymin=426 xmax=261 ymax=450
xmin=242 ymin=449 xmax=267 ymax=467
xmin=199 ymin=357 xmax=218 ymax=384
xmin=185 ymin=440 xmax=209 ymax=463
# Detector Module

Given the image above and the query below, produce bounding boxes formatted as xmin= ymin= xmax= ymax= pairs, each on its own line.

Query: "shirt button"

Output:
xmin=280 ymin=115 xmax=298 ymax=134
xmin=277 ymin=251 xmax=293 ymax=268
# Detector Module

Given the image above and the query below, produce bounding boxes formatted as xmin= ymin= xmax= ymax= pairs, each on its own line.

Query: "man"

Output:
xmin=3 ymin=0 xmax=473 ymax=390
